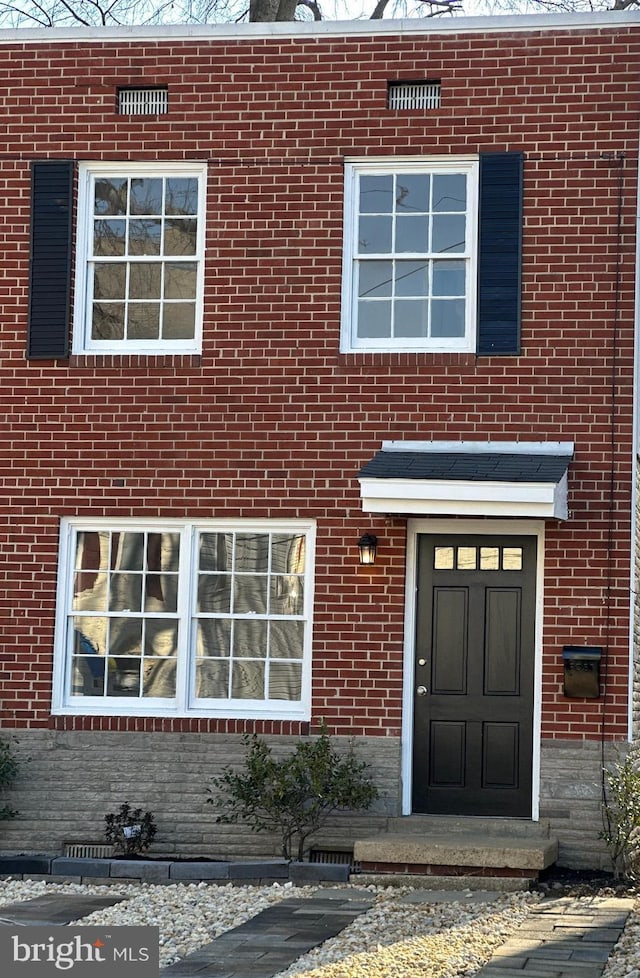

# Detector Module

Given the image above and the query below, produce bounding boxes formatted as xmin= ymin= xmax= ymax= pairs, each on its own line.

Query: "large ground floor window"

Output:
xmin=52 ymin=518 xmax=315 ymax=719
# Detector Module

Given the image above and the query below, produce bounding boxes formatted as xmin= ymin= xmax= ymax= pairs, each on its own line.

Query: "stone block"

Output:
xmin=228 ymin=861 xmax=289 ymax=879
xmin=169 ymin=861 xmax=230 ymax=880
xmin=109 ymin=860 xmax=172 ymax=881
xmin=0 ymin=855 xmax=53 ymax=875
xmin=51 ymin=857 xmax=108 ymax=877
xmin=288 ymin=862 xmax=350 ymax=883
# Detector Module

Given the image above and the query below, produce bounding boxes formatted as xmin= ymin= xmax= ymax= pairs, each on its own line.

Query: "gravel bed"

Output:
xmin=0 ymin=878 xmax=638 ymax=978
xmin=273 ymin=888 xmax=538 ymax=978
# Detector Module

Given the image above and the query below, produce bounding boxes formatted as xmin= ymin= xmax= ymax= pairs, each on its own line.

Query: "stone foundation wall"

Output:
xmin=0 ymin=729 xmax=629 ymax=871
xmin=539 ymin=738 xmax=625 ymax=871
xmin=0 ymin=729 xmax=398 ymax=858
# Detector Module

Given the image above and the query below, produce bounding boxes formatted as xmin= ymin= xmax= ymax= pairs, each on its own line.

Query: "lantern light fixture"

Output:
xmin=358 ymin=533 xmax=378 ymax=565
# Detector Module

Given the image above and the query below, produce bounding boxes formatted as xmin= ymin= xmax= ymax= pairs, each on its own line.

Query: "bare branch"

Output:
xmin=296 ymin=0 xmax=321 ymax=19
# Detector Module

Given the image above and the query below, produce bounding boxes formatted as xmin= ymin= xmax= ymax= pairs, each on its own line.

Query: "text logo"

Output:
xmin=0 ymin=926 xmax=159 ymax=977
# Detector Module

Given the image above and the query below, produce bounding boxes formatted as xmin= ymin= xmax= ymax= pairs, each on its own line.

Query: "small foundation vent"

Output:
xmin=64 ymin=843 xmax=114 ymax=859
xmin=117 ymin=87 xmax=169 ymax=116
xmin=388 ymin=81 xmax=441 ymax=111
xmin=309 ymin=848 xmax=360 ymax=871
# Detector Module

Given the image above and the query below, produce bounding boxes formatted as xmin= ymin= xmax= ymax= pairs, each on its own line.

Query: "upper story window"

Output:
xmin=53 ymin=518 xmax=315 ymax=720
xmin=73 ymin=162 xmax=206 ymax=355
xmin=341 ymin=159 xmax=478 ymax=354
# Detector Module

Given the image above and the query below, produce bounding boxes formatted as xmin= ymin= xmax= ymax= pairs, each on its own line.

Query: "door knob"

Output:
xmin=416 ymin=685 xmax=428 ymax=696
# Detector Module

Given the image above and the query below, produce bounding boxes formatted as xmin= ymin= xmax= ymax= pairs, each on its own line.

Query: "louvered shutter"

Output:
xmin=477 ymin=152 xmax=523 ymax=356
xmin=27 ymin=161 xmax=74 ymax=359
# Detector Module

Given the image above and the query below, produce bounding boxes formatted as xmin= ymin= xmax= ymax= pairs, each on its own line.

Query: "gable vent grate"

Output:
xmin=118 ymin=87 xmax=168 ymax=115
xmin=388 ymin=81 xmax=441 ymax=111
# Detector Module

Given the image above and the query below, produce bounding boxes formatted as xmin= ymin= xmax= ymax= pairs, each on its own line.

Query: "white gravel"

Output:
xmin=0 ymin=878 xmax=637 ymax=978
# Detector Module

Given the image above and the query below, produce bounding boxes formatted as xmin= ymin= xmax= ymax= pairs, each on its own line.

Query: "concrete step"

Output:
xmin=384 ymin=816 xmax=553 ymax=838
xmin=355 ymin=833 xmax=557 ymax=869
xmin=353 ymin=832 xmax=558 ymax=881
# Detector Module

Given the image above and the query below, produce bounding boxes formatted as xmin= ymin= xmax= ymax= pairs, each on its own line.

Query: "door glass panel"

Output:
xmin=503 ymin=547 xmax=523 ymax=570
xmin=457 ymin=547 xmax=476 ymax=570
xmin=480 ymin=547 xmax=500 ymax=570
xmin=434 ymin=546 xmax=454 ymax=570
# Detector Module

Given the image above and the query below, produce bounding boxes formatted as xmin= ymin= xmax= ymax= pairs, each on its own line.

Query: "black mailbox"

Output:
xmin=562 ymin=646 xmax=602 ymax=699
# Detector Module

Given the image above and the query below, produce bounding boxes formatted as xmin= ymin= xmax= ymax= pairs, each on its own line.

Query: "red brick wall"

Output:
xmin=0 ymin=23 xmax=637 ymax=743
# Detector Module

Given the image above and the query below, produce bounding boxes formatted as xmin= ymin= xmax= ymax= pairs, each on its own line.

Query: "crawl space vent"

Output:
xmin=64 ymin=843 xmax=115 ymax=858
xmin=309 ymin=848 xmax=360 ymax=871
xmin=118 ymin=87 xmax=168 ymax=115
xmin=388 ymin=81 xmax=441 ymax=110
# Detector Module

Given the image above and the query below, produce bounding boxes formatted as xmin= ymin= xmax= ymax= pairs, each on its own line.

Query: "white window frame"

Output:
xmin=73 ymin=162 xmax=207 ymax=355
xmin=340 ymin=157 xmax=478 ymax=354
xmin=52 ymin=518 xmax=315 ymax=720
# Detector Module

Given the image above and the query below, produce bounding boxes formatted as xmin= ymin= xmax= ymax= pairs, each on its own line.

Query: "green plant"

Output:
xmin=600 ymin=754 xmax=640 ymax=879
xmin=208 ymin=724 xmax=379 ymax=861
xmin=0 ymin=734 xmax=19 ymax=821
xmin=104 ymin=803 xmax=157 ymax=856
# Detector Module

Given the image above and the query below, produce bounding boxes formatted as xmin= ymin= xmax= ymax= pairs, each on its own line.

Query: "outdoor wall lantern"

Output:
xmin=358 ymin=533 xmax=378 ymax=565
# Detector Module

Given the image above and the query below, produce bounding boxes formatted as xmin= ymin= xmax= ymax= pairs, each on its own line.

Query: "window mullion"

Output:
xmin=177 ymin=524 xmax=196 ymax=712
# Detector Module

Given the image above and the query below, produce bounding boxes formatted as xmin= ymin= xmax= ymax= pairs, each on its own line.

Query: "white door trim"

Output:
xmin=402 ymin=517 xmax=545 ymax=819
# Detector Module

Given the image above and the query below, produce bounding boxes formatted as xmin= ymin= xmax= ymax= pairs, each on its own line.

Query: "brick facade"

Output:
xmin=0 ymin=14 xmax=638 ymax=865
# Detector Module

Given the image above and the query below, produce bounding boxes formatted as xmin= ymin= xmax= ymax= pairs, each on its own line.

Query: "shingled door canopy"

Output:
xmin=357 ymin=441 xmax=574 ymax=519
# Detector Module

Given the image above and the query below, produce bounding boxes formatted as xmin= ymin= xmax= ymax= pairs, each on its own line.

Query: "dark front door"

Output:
xmin=412 ymin=535 xmax=536 ymax=817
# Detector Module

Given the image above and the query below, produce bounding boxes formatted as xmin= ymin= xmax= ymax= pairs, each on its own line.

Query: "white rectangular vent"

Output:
xmin=118 ymin=88 xmax=168 ymax=115
xmin=64 ymin=843 xmax=114 ymax=858
xmin=388 ymin=81 xmax=441 ymax=111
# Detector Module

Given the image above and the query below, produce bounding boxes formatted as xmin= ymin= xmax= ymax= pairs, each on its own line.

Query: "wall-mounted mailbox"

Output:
xmin=562 ymin=646 xmax=602 ymax=699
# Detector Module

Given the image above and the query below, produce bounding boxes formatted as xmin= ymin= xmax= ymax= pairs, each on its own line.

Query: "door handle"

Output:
xmin=416 ymin=685 xmax=428 ymax=696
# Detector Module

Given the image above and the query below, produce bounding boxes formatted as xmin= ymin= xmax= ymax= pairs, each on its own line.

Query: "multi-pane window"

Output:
xmin=341 ymin=160 xmax=477 ymax=353
xmin=434 ymin=545 xmax=524 ymax=571
xmin=74 ymin=163 xmax=206 ymax=354
xmin=53 ymin=520 xmax=314 ymax=718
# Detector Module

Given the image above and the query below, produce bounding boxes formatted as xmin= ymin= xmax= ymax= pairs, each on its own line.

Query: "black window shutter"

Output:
xmin=476 ymin=152 xmax=523 ymax=356
xmin=27 ymin=161 xmax=74 ymax=359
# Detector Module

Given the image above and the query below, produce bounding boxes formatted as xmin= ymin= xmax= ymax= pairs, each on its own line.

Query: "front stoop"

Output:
xmin=353 ymin=818 xmax=559 ymax=885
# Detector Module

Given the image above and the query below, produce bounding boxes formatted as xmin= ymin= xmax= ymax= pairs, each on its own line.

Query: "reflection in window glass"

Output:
xmin=232 ymin=660 xmax=265 ymax=699
xmin=269 ymin=663 xmax=302 ymax=700
xmin=62 ymin=522 xmax=312 ymax=716
xmin=196 ymin=659 xmax=229 ymax=698
xmin=69 ymin=529 xmax=180 ymax=703
xmin=351 ymin=163 xmax=473 ymax=349
xmin=194 ymin=530 xmax=308 ymax=704
xmin=86 ymin=168 xmax=204 ymax=348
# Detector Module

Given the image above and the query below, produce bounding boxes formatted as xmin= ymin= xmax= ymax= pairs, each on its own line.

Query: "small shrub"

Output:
xmin=0 ymin=734 xmax=19 ymax=821
xmin=600 ymin=753 xmax=640 ymax=879
xmin=104 ymin=803 xmax=157 ymax=856
xmin=208 ymin=724 xmax=379 ymax=861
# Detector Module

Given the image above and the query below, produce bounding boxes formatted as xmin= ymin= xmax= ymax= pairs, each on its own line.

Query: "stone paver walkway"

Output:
xmin=160 ymin=889 xmax=374 ymax=978
xmin=0 ymin=888 xmax=634 ymax=978
xmin=476 ymin=895 xmax=634 ymax=978
xmin=0 ymin=893 xmax=125 ymax=925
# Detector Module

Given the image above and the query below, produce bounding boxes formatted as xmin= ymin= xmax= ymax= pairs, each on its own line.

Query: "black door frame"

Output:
xmin=401 ymin=518 xmax=544 ymax=820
